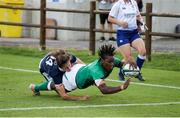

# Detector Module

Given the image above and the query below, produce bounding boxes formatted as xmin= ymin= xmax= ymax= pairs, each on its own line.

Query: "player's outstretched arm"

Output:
xmin=55 ymin=84 xmax=90 ymax=101
xmin=97 ymin=79 xmax=130 ymax=94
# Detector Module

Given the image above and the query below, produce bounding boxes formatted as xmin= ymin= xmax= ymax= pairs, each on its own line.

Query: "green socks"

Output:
xmin=35 ymin=81 xmax=49 ymax=92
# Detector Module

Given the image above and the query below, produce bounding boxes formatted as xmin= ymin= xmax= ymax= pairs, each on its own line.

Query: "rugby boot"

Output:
xmin=29 ymin=84 xmax=40 ymax=96
xmin=135 ymin=73 xmax=145 ymax=81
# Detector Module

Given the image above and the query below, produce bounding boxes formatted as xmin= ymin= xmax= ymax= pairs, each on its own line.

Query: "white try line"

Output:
xmin=0 ymin=66 xmax=180 ymax=90
xmin=0 ymin=102 xmax=180 ymax=111
xmin=108 ymin=79 xmax=180 ymax=90
xmin=0 ymin=66 xmax=39 ymax=73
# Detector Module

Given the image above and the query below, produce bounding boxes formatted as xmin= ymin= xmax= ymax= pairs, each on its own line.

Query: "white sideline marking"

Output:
xmin=108 ymin=79 xmax=180 ymax=90
xmin=0 ymin=66 xmax=39 ymax=73
xmin=0 ymin=102 xmax=180 ymax=111
xmin=0 ymin=66 xmax=180 ymax=90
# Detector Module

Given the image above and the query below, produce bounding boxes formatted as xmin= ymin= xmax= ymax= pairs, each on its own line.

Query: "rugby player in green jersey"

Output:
xmin=56 ymin=44 xmax=130 ymax=101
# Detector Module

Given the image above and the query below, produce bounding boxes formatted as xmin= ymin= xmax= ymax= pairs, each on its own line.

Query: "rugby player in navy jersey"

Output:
xmin=108 ymin=0 xmax=146 ymax=81
xmin=54 ymin=44 xmax=130 ymax=101
xmin=29 ymin=49 xmax=84 ymax=98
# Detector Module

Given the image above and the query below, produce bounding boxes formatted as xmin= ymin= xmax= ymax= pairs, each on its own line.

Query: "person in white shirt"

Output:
xmin=108 ymin=0 xmax=146 ymax=81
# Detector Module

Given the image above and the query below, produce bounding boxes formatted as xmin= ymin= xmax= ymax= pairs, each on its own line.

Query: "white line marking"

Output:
xmin=0 ymin=102 xmax=180 ymax=111
xmin=108 ymin=79 xmax=180 ymax=90
xmin=0 ymin=66 xmax=38 ymax=73
xmin=0 ymin=66 xmax=180 ymax=90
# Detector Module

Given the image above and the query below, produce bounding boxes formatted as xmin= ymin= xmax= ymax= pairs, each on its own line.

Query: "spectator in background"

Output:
xmin=97 ymin=0 xmax=116 ymax=41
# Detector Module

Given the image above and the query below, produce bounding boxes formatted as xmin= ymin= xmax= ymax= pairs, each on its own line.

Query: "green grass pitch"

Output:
xmin=0 ymin=47 xmax=180 ymax=117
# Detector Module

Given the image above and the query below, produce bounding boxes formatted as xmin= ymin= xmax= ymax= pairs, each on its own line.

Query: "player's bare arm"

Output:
xmin=136 ymin=15 xmax=143 ymax=22
xmin=97 ymin=79 xmax=130 ymax=94
xmin=136 ymin=15 xmax=148 ymax=31
xmin=108 ymin=16 xmax=128 ymax=28
xmin=55 ymin=84 xmax=89 ymax=101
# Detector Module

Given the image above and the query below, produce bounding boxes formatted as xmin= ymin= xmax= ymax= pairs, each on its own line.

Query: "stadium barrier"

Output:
xmin=0 ymin=1 xmax=180 ymax=61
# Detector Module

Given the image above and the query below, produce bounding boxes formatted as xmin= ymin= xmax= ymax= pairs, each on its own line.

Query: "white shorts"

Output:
xmin=62 ymin=64 xmax=85 ymax=91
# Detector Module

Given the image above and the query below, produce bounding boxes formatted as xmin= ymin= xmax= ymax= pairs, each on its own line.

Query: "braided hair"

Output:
xmin=98 ymin=44 xmax=116 ymax=59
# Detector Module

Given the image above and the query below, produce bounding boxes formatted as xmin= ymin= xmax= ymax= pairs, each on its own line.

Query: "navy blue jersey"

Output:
xmin=39 ymin=54 xmax=77 ymax=84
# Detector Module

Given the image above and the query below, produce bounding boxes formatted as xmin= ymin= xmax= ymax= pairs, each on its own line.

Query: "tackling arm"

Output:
xmin=97 ymin=79 xmax=130 ymax=94
xmin=55 ymin=84 xmax=89 ymax=101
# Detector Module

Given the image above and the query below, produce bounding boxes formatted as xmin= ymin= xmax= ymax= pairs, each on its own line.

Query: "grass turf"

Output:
xmin=0 ymin=46 xmax=180 ymax=117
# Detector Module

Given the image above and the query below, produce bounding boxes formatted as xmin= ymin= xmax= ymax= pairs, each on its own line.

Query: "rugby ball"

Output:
xmin=122 ymin=64 xmax=140 ymax=77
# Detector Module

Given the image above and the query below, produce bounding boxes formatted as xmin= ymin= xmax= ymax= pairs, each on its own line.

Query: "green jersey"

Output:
xmin=75 ymin=57 xmax=121 ymax=89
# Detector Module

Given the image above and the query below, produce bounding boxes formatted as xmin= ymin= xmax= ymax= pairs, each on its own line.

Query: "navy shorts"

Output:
xmin=116 ymin=29 xmax=140 ymax=47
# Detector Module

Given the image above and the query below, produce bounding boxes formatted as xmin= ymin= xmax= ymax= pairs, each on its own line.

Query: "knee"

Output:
xmin=139 ymin=49 xmax=146 ymax=56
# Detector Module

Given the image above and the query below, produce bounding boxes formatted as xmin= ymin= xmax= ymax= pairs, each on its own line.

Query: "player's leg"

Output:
xmin=132 ymin=38 xmax=146 ymax=69
xmin=107 ymin=14 xmax=115 ymax=41
xmin=108 ymin=23 xmax=116 ymax=41
xmin=131 ymin=31 xmax=146 ymax=81
xmin=99 ymin=14 xmax=106 ymax=41
xmin=29 ymin=81 xmax=54 ymax=96
xmin=29 ymin=72 xmax=55 ymax=96
xmin=29 ymin=84 xmax=40 ymax=96
xmin=117 ymin=44 xmax=133 ymax=81
xmin=116 ymin=30 xmax=135 ymax=81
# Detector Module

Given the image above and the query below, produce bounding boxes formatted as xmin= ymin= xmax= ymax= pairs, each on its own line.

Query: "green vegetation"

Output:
xmin=1 ymin=46 xmax=180 ymax=71
xmin=0 ymin=46 xmax=180 ymax=117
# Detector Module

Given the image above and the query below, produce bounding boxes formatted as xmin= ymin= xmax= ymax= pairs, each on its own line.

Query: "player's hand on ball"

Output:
xmin=128 ymin=60 xmax=137 ymax=69
xmin=122 ymin=63 xmax=140 ymax=77
xmin=124 ymin=57 xmax=137 ymax=69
